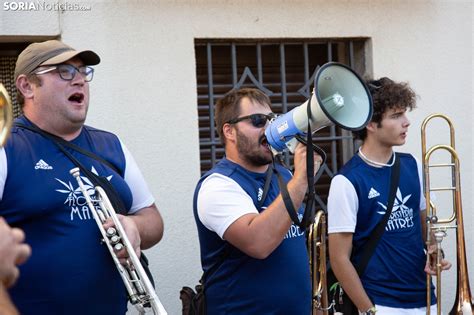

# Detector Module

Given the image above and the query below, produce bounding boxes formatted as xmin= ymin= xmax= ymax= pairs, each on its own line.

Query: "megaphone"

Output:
xmin=265 ymin=62 xmax=373 ymax=152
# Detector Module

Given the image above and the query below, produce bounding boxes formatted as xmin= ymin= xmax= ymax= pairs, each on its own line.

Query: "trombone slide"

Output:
xmin=421 ymin=114 xmax=473 ymax=315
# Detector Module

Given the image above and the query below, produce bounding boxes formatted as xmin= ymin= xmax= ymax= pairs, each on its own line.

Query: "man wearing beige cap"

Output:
xmin=0 ymin=40 xmax=165 ymax=315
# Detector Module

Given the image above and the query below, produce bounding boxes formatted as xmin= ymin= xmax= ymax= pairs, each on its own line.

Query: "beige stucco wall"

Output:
xmin=1 ymin=1 xmax=472 ymax=314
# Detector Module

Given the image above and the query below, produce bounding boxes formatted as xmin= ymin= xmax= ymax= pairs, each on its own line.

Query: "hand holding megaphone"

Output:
xmin=265 ymin=62 xmax=373 ymax=153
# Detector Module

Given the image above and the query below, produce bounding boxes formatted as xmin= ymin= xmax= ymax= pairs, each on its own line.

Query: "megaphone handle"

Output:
xmin=294 ymin=134 xmax=327 ymax=166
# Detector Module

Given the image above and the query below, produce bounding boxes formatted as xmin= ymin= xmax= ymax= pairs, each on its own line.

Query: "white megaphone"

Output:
xmin=265 ymin=62 xmax=373 ymax=153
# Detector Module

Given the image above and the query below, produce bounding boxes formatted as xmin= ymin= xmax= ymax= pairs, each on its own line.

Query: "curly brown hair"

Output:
xmin=215 ymin=88 xmax=271 ymax=146
xmin=355 ymin=77 xmax=417 ymax=140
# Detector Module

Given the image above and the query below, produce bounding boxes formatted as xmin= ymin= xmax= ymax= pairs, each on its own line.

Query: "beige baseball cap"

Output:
xmin=14 ymin=40 xmax=100 ymax=80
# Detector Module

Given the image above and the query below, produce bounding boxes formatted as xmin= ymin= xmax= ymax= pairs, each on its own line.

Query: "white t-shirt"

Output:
xmin=197 ymin=173 xmax=259 ymax=239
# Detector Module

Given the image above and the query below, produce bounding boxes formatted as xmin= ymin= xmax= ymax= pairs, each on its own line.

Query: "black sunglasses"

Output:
xmin=227 ymin=113 xmax=276 ymax=128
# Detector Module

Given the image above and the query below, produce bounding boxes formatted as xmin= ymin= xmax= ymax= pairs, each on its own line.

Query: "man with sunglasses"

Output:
xmin=0 ymin=40 xmax=164 ymax=315
xmin=193 ymin=88 xmax=322 ymax=314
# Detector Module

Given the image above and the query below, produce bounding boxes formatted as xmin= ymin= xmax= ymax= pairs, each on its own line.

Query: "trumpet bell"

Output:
xmin=0 ymin=84 xmax=13 ymax=146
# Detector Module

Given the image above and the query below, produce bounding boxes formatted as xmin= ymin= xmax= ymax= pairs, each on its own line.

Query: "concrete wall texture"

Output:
xmin=1 ymin=1 xmax=472 ymax=314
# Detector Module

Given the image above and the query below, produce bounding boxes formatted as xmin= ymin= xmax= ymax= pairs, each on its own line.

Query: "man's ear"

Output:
xmin=366 ymin=121 xmax=378 ymax=134
xmin=222 ymin=123 xmax=236 ymax=143
xmin=16 ymin=75 xmax=35 ymax=100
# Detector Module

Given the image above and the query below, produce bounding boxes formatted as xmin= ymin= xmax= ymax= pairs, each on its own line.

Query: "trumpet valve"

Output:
xmin=114 ymin=243 xmax=124 ymax=252
xmin=110 ymin=235 xmax=121 ymax=245
xmin=106 ymin=227 xmax=117 ymax=237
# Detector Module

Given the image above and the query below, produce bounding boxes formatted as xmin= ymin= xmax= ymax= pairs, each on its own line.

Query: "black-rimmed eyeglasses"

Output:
xmin=227 ymin=113 xmax=276 ymax=128
xmin=34 ymin=64 xmax=95 ymax=82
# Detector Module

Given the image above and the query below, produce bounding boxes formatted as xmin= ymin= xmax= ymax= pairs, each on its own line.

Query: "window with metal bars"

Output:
xmin=195 ymin=38 xmax=370 ymax=210
xmin=0 ymin=43 xmax=29 ymax=118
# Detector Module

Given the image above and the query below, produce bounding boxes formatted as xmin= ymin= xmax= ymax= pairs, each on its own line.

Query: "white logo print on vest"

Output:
xmin=377 ymin=188 xmax=414 ymax=231
xmin=55 ymin=166 xmax=113 ymax=220
xmin=34 ymin=159 xmax=53 ymax=170
xmin=368 ymin=187 xmax=380 ymax=199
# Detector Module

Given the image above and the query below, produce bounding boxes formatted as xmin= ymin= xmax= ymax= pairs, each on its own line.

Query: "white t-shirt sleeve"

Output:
xmin=414 ymin=156 xmax=427 ymax=211
xmin=0 ymin=148 xmax=6 ymax=201
xmin=327 ymin=174 xmax=358 ymax=234
xmin=119 ymin=140 xmax=155 ymax=214
xmin=197 ymin=173 xmax=258 ymax=239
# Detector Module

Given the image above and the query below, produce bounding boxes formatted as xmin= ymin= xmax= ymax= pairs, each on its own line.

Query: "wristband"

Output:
xmin=360 ymin=306 xmax=377 ymax=315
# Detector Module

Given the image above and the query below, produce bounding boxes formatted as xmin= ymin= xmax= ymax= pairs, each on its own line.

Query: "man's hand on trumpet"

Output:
xmin=424 ymin=244 xmax=452 ymax=275
xmin=103 ymin=215 xmax=141 ymax=265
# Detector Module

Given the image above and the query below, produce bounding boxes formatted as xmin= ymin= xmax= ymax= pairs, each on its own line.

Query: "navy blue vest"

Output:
xmin=339 ymin=153 xmax=435 ymax=308
xmin=193 ymin=158 xmax=311 ymax=314
xmin=0 ymin=116 xmax=133 ymax=315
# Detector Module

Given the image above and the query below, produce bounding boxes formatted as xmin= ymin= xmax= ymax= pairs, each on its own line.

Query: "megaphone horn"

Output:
xmin=265 ymin=62 xmax=373 ymax=152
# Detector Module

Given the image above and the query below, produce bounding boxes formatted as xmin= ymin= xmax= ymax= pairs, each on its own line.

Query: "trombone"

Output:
xmin=421 ymin=113 xmax=473 ymax=315
xmin=70 ymin=168 xmax=167 ymax=315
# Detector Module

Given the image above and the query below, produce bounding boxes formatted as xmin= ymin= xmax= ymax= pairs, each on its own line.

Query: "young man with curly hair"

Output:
xmin=327 ymin=77 xmax=451 ymax=314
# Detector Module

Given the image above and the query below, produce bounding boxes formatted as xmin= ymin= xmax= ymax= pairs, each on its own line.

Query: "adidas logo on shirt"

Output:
xmin=34 ymin=159 xmax=53 ymax=170
xmin=368 ymin=187 xmax=380 ymax=199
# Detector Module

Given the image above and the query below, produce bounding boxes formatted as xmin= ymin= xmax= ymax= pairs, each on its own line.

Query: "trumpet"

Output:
xmin=421 ymin=114 xmax=473 ymax=315
xmin=307 ymin=210 xmax=331 ymax=315
xmin=70 ymin=168 xmax=167 ymax=315
xmin=0 ymin=84 xmax=19 ymax=315
xmin=0 ymin=83 xmax=13 ymax=147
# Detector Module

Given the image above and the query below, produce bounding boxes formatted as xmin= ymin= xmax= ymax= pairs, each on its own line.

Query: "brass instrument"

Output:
xmin=0 ymin=84 xmax=18 ymax=315
xmin=421 ymin=114 xmax=473 ymax=315
xmin=307 ymin=210 xmax=331 ymax=315
xmin=0 ymin=84 xmax=13 ymax=147
xmin=70 ymin=168 xmax=167 ymax=315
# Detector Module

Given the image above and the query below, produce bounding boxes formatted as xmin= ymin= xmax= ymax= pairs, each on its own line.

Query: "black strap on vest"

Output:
xmin=14 ymin=121 xmax=126 ymax=214
xmin=274 ymin=92 xmax=327 ymax=230
xmin=257 ymin=163 xmax=274 ymax=209
xmin=355 ymin=154 xmax=400 ymax=276
xmin=14 ymin=121 xmax=120 ymax=174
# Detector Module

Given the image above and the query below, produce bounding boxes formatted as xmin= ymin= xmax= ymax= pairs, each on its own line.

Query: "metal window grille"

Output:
xmin=0 ymin=43 xmax=29 ymax=118
xmin=195 ymin=39 xmax=369 ymax=210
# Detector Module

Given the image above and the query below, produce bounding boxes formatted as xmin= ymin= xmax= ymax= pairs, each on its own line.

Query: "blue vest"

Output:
xmin=0 ymin=116 xmax=133 ymax=315
xmin=339 ymin=153 xmax=435 ymax=308
xmin=193 ymin=158 xmax=311 ymax=314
